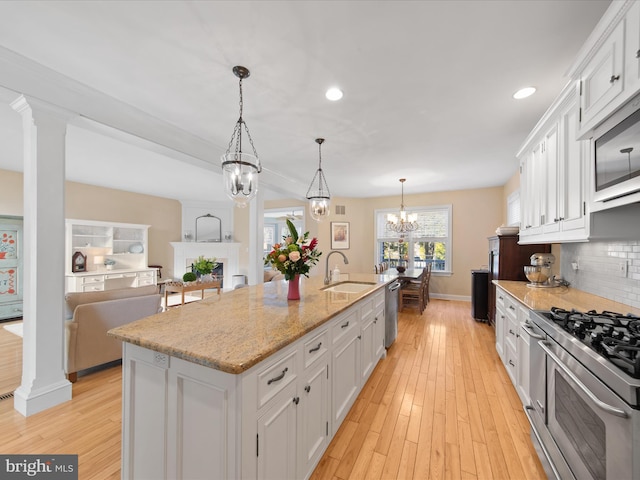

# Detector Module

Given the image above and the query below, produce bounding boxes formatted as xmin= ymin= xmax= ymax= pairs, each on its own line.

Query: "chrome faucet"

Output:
xmin=324 ymin=250 xmax=349 ymax=285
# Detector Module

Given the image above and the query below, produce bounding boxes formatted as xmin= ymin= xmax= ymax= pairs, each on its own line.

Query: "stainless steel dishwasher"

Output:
xmin=385 ymin=281 xmax=401 ymax=347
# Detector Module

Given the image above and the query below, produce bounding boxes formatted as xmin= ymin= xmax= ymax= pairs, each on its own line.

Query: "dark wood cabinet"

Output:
xmin=487 ymin=235 xmax=550 ymax=324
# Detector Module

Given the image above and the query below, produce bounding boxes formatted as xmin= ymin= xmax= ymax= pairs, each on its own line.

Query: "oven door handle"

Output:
xmin=539 ymin=341 xmax=628 ymax=418
xmin=522 ymin=322 xmax=545 ymax=340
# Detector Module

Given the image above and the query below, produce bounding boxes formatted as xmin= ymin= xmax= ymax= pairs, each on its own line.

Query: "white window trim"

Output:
xmin=374 ymin=204 xmax=453 ymax=275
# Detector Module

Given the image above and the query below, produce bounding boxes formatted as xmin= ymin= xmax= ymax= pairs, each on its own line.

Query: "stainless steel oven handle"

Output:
xmin=538 ymin=341 xmax=628 ymax=418
xmin=523 ymin=406 xmax=561 ymax=480
xmin=522 ymin=322 xmax=545 ymax=340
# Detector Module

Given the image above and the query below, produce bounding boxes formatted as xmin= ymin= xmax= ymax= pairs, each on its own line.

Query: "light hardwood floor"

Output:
xmin=0 ymin=300 xmax=545 ymax=479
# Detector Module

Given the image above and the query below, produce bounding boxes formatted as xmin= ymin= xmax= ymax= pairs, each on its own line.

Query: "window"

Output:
xmin=375 ymin=205 xmax=452 ymax=273
xmin=507 ymin=190 xmax=520 ymax=227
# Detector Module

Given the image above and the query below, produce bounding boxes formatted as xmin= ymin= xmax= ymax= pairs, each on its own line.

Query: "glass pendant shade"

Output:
xmin=306 ymin=138 xmax=331 ymax=222
xmin=221 ymin=152 xmax=260 ymax=207
xmin=221 ymin=66 xmax=261 ymax=208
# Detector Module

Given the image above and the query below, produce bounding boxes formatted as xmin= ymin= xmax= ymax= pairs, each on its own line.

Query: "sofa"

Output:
xmin=264 ymin=270 xmax=285 ymax=282
xmin=64 ymin=285 xmax=162 ymax=382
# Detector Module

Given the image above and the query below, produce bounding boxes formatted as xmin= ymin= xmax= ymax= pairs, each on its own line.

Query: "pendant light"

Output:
xmin=221 ymin=66 xmax=261 ymax=208
xmin=386 ymin=178 xmax=418 ymax=239
xmin=306 ymin=138 xmax=331 ymax=222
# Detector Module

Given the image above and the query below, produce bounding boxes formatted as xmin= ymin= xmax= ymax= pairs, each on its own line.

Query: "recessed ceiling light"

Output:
xmin=513 ymin=87 xmax=536 ymax=99
xmin=325 ymin=87 xmax=343 ymax=101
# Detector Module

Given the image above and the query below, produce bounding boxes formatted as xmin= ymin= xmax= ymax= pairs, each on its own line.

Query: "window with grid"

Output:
xmin=375 ymin=205 xmax=452 ymax=273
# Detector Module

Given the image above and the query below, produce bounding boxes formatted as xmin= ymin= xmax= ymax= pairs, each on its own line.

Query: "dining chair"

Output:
xmin=399 ymin=270 xmax=426 ymax=313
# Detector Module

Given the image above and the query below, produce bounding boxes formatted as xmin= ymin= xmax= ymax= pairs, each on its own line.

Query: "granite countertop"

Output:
xmin=493 ymin=280 xmax=640 ymax=316
xmin=109 ymin=273 xmax=393 ymax=375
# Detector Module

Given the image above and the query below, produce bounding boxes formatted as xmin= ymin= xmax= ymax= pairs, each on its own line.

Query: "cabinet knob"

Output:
xmin=509 ymin=360 xmax=515 ymax=367
xmin=636 ymin=49 xmax=640 ymax=59
xmin=610 ymin=74 xmax=620 ymax=83
xmin=293 ymin=396 xmax=300 ymax=405
xmin=304 ymin=385 xmax=311 ymax=393
xmin=357 ymin=335 xmax=362 ymax=340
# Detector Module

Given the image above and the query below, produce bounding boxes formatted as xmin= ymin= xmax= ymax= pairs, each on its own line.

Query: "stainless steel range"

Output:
xmin=525 ymin=307 xmax=640 ymax=480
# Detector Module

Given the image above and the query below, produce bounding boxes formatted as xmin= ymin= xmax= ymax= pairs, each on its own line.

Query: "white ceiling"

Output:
xmin=0 ymin=0 xmax=612 ymax=203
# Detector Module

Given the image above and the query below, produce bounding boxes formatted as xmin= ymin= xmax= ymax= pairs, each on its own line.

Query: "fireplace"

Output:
xmin=171 ymin=242 xmax=240 ymax=290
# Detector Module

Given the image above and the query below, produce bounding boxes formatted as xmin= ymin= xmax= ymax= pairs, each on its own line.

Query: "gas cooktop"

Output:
xmin=540 ymin=307 xmax=640 ymax=379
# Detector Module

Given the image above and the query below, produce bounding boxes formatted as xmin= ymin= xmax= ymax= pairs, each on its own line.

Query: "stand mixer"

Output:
xmin=524 ymin=253 xmax=557 ymax=287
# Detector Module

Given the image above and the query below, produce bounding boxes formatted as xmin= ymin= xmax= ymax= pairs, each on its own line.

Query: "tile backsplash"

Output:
xmin=561 ymin=241 xmax=640 ymax=309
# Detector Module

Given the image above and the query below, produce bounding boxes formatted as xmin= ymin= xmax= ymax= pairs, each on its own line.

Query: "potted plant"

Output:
xmin=182 ymin=271 xmax=197 ymax=283
xmin=191 ymin=256 xmax=218 ymax=280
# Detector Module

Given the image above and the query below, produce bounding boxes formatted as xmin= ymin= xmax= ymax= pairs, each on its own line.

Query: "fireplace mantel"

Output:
xmin=170 ymin=242 xmax=241 ymax=289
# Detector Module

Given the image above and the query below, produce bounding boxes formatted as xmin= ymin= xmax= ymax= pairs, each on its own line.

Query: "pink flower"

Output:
xmin=289 ymin=251 xmax=301 ymax=262
xmin=285 ymin=236 xmax=293 ymax=245
xmin=278 ymin=254 xmax=287 ymax=263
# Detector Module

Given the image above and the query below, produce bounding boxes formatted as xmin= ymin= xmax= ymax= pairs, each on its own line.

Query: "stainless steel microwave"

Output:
xmin=592 ymin=93 xmax=640 ymax=203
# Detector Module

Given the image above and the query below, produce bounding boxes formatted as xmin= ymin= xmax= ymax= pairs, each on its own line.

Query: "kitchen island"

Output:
xmin=109 ymin=273 xmax=394 ymax=480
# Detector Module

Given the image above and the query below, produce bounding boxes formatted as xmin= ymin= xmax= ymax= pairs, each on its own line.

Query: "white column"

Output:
xmin=248 ymin=190 xmax=264 ymax=286
xmin=11 ymin=95 xmax=73 ymax=416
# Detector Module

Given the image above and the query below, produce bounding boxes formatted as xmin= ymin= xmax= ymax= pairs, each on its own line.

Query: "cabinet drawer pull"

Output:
xmin=509 ymin=305 xmax=515 ymax=311
xmin=304 ymin=385 xmax=311 ymax=393
xmin=308 ymin=342 xmax=322 ymax=353
xmin=610 ymin=74 xmax=620 ymax=83
xmin=509 ymin=329 xmax=515 ymax=335
xmin=341 ymin=321 xmax=350 ymax=329
xmin=509 ymin=360 xmax=515 ymax=367
xmin=293 ymin=396 xmax=300 ymax=405
xmin=267 ymin=367 xmax=288 ymax=385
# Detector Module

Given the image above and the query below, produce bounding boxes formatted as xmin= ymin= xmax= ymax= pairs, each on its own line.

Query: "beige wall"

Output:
xmin=0 ymin=168 xmax=182 ymax=279
xmin=263 ymin=186 xmax=504 ymax=298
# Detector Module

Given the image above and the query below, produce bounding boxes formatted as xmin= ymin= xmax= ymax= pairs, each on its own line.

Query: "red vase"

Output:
xmin=287 ymin=274 xmax=301 ymax=300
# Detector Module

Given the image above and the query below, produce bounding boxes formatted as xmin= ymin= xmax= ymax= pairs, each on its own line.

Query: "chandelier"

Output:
xmin=387 ymin=178 xmax=418 ymax=238
xmin=306 ymin=138 xmax=331 ymax=222
xmin=221 ymin=66 xmax=261 ymax=208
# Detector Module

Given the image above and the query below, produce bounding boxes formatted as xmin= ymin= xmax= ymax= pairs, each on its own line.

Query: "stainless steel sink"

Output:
xmin=322 ymin=282 xmax=376 ymax=293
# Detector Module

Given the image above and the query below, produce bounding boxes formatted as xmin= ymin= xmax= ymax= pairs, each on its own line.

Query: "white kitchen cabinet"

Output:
xmin=373 ymin=292 xmax=386 ymax=360
xmin=578 ymin=20 xmax=626 ymax=135
xmin=494 ymin=287 xmax=507 ymax=361
xmin=495 ymin=287 xmax=533 ymax=407
xmin=516 ymin=304 xmax=531 ymax=407
xmin=625 ymin=1 xmax=640 ymax=96
xmin=121 ymin=286 xmax=390 ymax=480
xmin=331 ymin=308 xmax=360 ymax=432
xmin=518 ymin=87 xmax=590 ymax=244
xmin=257 ymin=383 xmax=298 ymax=480
xmin=360 ymin=296 xmax=376 ymax=383
xmin=574 ymin=1 xmax=640 ymax=137
xmin=503 ymin=293 xmax=519 ymax=386
xmin=297 ymin=361 xmax=330 ymax=479
xmin=65 ymin=219 xmax=155 ymax=292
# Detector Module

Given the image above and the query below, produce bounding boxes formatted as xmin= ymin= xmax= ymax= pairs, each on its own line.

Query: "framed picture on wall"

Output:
xmin=331 ymin=222 xmax=350 ymax=250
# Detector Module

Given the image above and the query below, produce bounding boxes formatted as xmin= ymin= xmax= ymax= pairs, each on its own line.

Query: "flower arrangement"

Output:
xmin=264 ymin=219 xmax=322 ymax=280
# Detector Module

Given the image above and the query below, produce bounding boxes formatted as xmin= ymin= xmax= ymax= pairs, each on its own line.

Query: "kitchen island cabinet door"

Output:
xmin=121 ymin=343 xmax=240 ymax=480
xmin=360 ymin=297 xmax=376 ymax=383
xmin=257 ymin=383 xmax=298 ymax=480
xmin=374 ymin=298 xmax=386 ymax=361
xmin=298 ymin=361 xmax=330 ymax=479
xmin=331 ymin=310 xmax=360 ymax=434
